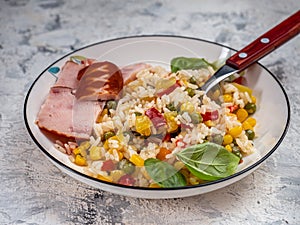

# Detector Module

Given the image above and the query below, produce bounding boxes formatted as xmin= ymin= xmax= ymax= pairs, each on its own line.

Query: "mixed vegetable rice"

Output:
xmin=54 ymin=57 xmax=258 ymax=188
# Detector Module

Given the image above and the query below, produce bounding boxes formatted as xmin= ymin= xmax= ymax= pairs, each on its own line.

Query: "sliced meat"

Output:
xmin=121 ymin=63 xmax=150 ymax=85
xmin=36 ymin=87 xmax=105 ymax=140
xmin=75 ymin=61 xmax=123 ymax=101
xmin=54 ymin=59 xmax=94 ymax=89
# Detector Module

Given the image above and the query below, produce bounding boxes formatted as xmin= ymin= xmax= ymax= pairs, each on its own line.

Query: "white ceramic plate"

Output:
xmin=24 ymin=35 xmax=290 ymax=199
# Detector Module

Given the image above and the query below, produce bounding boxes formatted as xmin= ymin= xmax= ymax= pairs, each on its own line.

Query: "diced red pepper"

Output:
xmin=228 ymin=105 xmax=239 ymax=113
xmin=157 ymin=83 xmax=181 ymax=97
xmin=118 ymin=174 xmax=136 ymax=186
xmin=101 ymin=160 xmax=115 ymax=172
xmin=145 ymin=107 xmax=166 ymax=128
xmin=201 ymin=110 xmax=219 ymax=121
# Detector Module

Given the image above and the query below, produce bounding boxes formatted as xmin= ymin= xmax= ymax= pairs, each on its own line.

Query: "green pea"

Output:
xmin=186 ymin=87 xmax=195 ymax=97
xmin=107 ymin=100 xmax=117 ymax=110
xmin=244 ymin=103 xmax=256 ymax=114
xmin=245 ymin=129 xmax=255 ymax=140
xmin=134 ymin=112 xmax=142 ymax=116
xmin=119 ymin=159 xmax=135 ymax=174
xmin=166 ymin=103 xmax=177 ymax=111
xmin=190 ymin=112 xmax=203 ymax=124
xmin=212 ymin=134 xmax=223 ymax=145
xmin=103 ymin=131 xmax=115 ymax=140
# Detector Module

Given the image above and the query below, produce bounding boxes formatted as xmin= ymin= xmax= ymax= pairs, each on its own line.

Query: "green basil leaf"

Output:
xmin=176 ymin=142 xmax=240 ymax=181
xmin=170 ymin=57 xmax=214 ymax=73
xmin=144 ymin=158 xmax=187 ymax=188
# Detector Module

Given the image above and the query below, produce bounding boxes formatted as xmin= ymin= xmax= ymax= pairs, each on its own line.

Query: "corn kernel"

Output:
xmin=222 ymin=94 xmax=233 ymax=103
xmin=223 ymin=134 xmax=233 ymax=145
xmin=236 ymin=108 xmax=248 ymax=122
xmin=97 ymin=174 xmax=113 ymax=182
xmin=251 ymin=95 xmax=257 ymax=104
xmin=242 ymin=121 xmax=253 ymax=130
xmin=189 ymin=176 xmax=201 ymax=185
xmin=229 ymin=126 xmax=243 ymax=138
xmin=74 ymin=154 xmax=87 ymax=166
xmin=204 ymin=120 xmax=215 ymax=127
xmin=244 ymin=117 xmax=256 ymax=127
xmin=108 ymin=149 xmax=123 ymax=161
xmin=130 ymin=154 xmax=144 ymax=166
xmin=149 ymin=183 xmax=161 ymax=188
xmin=80 ymin=141 xmax=91 ymax=150
xmin=225 ymin=144 xmax=232 ymax=152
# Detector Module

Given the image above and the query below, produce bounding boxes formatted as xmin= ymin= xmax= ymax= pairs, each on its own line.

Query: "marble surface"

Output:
xmin=1 ymin=0 xmax=300 ymax=224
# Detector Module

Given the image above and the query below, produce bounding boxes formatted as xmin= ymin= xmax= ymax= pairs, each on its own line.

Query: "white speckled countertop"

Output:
xmin=1 ymin=0 xmax=299 ymax=224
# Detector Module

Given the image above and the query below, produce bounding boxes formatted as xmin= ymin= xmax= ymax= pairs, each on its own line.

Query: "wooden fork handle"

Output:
xmin=226 ymin=10 xmax=300 ymax=70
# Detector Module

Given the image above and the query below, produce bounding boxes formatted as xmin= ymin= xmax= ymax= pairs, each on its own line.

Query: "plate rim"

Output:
xmin=23 ymin=34 xmax=291 ymax=192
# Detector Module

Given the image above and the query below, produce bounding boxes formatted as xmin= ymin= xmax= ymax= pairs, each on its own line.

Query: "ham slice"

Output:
xmin=36 ymin=87 xmax=105 ymax=139
xmin=36 ymin=59 xmax=148 ymax=141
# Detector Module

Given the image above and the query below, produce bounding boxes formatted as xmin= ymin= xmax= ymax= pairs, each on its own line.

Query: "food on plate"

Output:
xmin=36 ymin=55 xmax=258 ymax=188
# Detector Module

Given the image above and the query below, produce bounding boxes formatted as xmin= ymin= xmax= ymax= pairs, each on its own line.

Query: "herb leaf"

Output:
xmin=176 ymin=142 xmax=240 ymax=181
xmin=170 ymin=57 xmax=214 ymax=73
xmin=144 ymin=158 xmax=187 ymax=188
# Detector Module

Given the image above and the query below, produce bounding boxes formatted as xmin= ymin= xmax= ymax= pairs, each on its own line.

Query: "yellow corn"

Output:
xmin=149 ymin=183 xmax=161 ymax=188
xmin=130 ymin=154 xmax=144 ymax=167
xmin=229 ymin=126 xmax=243 ymax=138
xmin=74 ymin=154 xmax=87 ymax=166
xmin=251 ymin=95 xmax=257 ymax=104
xmin=225 ymin=144 xmax=232 ymax=152
xmin=164 ymin=112 xmax=178 ymax=133
xmin=97 ymin=174 xmax=113 ymax=183
xmin=244 ymin=117 xmax=256 ymax=127
xmin=204 ymin=120 xmax=215 ymax=127
xmin=110 ymin=170 xmax=125 ymax=182
xmin=80 ymin=141 xmax=91 ymax=150
xmin=242 ymin=121 xmax=253 ymax=131
xmin=222 ymin=94 xmax=233 ymax=103
xmin=135 ymin=115 xmax=152 ymax=136
xmin=108 ymin=149 xmax=123 ymax=161
xmin=189 ymin=176 xmax=201 ymax=185
xmin=223 ymin=134 xmax=233 ymax=145
xmin=236 ymin=108 xmax=248 ymax=122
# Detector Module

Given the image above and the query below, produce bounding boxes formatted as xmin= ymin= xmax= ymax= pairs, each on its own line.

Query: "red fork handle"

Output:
xmin=226 ymin=10 xmax=300 ymax=70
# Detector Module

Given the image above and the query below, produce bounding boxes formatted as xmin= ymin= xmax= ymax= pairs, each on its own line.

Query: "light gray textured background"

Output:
xmin=1 ymin=0 xmax=299 ymax=224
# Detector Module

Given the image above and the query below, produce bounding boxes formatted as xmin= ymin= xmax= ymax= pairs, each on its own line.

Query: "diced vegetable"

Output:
xmin=129 ymin=154 xmax=144 ymax=167
xmin=74 ymin=154 xmax=87 ymax=166
xmin=164 ymin=111 xmax=179 ymax=133
xmin=103 ymin=131 xmax=116 ymax=140
xmin=106 ymin=100 xmax=117 ymax=110
xmin=232 ymin=82 xmax=252 ymax=96
xmin=201 ymin=110 xmax=219 ymax=121
xmin=223 ymin=134 xmax=233 ymax=145
xmin=245 ymin=129 xmax=255 ymax=140
xmin=228 ymin=126 xmax=243 ymax=138
xmin=180 ymin=102 xmax=195 ymax=113
xmin=244 ymin=117 xmax=256 ymax=127
xmin=189 ymin=112 xmax=203 ymax=124
xmin=118 ymin=174 xmax=136 ymax=186
xmin=166 ymin=102 xmax=177 ymax=111
xmin=185 ymin=87 xmax=195 ymax=97
xmin=101 ymin=160 xmax=116 ymax=172
xmin=135 ymin=115 xmax=152 ymax=136
xmin=119 ymin=159 xmax=135 ymax=174
xmin=89 ymin=146 xmax=102 ymax=160
xmin=244 ymin=103 xmax=256 ymax=114
xmin=222 ymin=94 xmax=233 ymax=103
xmin=236 ymin=108 xmax=248 ymax=122
xmin=157 ymin=147 xmax=172 ymax=161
